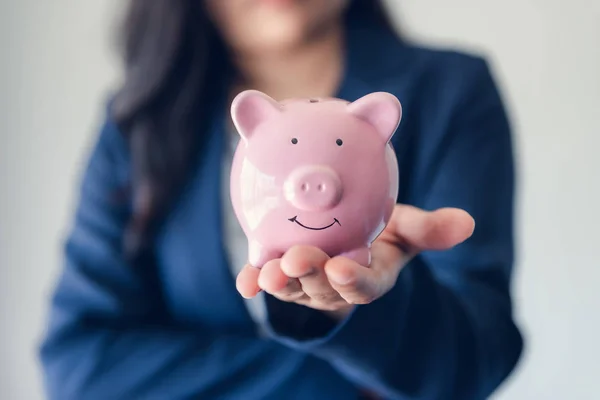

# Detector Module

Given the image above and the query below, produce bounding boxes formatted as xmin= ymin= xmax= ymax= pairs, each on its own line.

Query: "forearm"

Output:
xmin=264 ymin=257 xmax=523 ymax=400
xmin=40 ymin=323 xmax=285 ymax=400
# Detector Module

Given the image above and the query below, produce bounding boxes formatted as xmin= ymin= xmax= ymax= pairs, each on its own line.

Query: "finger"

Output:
xmin=383 ymin=205 xmax=475 ymax=252
xmin=325 ymin=256 xmax=393 ymax=305
xmin=279 ymin=245 xmax=330 ymax=278
xmin=280 ymin=246 xmax=343 ymax=304
xmin=236 ymin=265 xmax=261 ymax=299
xmin=258 ymin=259 xmax=305 ymax=301
xmin=370 ymin=240 xmax=406 ymax=269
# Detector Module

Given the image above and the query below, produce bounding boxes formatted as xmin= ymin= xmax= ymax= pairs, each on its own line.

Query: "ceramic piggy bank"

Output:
xmin=229 ymin=90 xmax=401 ymax=268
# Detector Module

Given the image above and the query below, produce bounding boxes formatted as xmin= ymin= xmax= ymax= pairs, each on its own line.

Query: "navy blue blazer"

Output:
xmin=39 ymin=19 xmax=523 ymax=400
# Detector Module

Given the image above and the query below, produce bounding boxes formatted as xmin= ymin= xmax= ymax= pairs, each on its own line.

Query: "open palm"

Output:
xmin=236 ymin=204 xmax=475 ymax=317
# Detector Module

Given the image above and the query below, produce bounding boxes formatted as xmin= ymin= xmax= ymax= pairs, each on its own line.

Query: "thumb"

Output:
xmin=382 ymin=205 xmax=475 ymax=251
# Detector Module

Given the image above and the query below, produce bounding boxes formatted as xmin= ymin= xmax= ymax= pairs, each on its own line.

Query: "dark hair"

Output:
xmin=112 ymin=0 xmax=397 ymax=260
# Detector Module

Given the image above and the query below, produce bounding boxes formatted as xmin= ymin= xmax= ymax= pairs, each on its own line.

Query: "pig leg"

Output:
xmin=339 ymin=246 xmax=371 ymax=267
xmin=247 ymin=240 xmax=281 ymax=268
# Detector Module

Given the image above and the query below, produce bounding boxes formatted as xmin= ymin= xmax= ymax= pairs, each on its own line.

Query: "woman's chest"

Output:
xmin=149 ymin=83 xmax=426 ymax=330
xmin=152 ymin=129 xmax=259 ymax=330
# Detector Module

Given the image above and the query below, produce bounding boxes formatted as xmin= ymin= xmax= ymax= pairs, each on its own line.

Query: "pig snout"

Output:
xmin=283 ymin=166 xmax=342 ymax=211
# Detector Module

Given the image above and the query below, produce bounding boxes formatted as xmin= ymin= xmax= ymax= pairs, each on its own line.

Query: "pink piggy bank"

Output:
xmin=229 ymin=90 xmax=402 ymax=268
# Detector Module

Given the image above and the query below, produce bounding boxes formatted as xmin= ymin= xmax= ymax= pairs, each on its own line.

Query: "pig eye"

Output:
xmin=336 ymin=138 xmax=343 ymax=146
xmin=291 ymin=138 xmax=298 ymax=144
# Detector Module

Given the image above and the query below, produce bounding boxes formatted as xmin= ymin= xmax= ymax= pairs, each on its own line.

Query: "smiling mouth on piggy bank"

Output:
xmin=288 ymin=216 xmax=341 ymax=231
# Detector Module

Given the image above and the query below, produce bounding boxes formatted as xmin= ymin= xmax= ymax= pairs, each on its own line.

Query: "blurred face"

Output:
xmin=205 ymin=0 xmax=350 ymax=54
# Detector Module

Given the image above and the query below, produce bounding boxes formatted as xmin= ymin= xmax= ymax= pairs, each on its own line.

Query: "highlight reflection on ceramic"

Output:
xmin=240 ymin=157 xmax=279 ymax=231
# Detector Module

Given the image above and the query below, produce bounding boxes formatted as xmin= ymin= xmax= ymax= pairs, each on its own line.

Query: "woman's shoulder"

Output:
xmin=359 ymin=33 xmax=508 ymax=132
xmin=405 ymin=43 xmax=499 ymax=100
xmin=351 ymin=26 xmax=506 ymax=124
xmin=402 ymin=42 xmax=492 ymax=76
xmin=94 ymin=98 xmax=131 ymax=158
xmin=78 ymin=99 xmax=132 ymax=193
xmin=365 ymin=38 xmax=511 ymax=151
xmin=377 ymin=39 xmax=500 ymax=104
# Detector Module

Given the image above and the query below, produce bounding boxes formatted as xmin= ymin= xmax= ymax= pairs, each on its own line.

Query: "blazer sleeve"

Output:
xmin=262 ymin=57 xmax=524 ymax=400
xmin=38 ymin=115 xmax=287 ymax=400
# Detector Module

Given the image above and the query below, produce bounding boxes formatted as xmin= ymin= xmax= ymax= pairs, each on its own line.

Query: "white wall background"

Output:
xmin=1 ymin=0 xmax=598 ymax=399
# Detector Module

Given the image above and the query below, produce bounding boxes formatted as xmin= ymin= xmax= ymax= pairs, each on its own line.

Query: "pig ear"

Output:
xmin=231 ymin=90 xmax=281 ymax=141
xmin=347 ymin=92 xmax=402 ymax=143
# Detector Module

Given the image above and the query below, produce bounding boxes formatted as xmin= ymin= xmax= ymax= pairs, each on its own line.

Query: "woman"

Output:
xmin=39 ymin=0 xmax=523 ymax=399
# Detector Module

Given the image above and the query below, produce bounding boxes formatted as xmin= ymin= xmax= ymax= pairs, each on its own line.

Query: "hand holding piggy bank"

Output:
xmin=229 ymin=90 xmax=402 ymax=268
